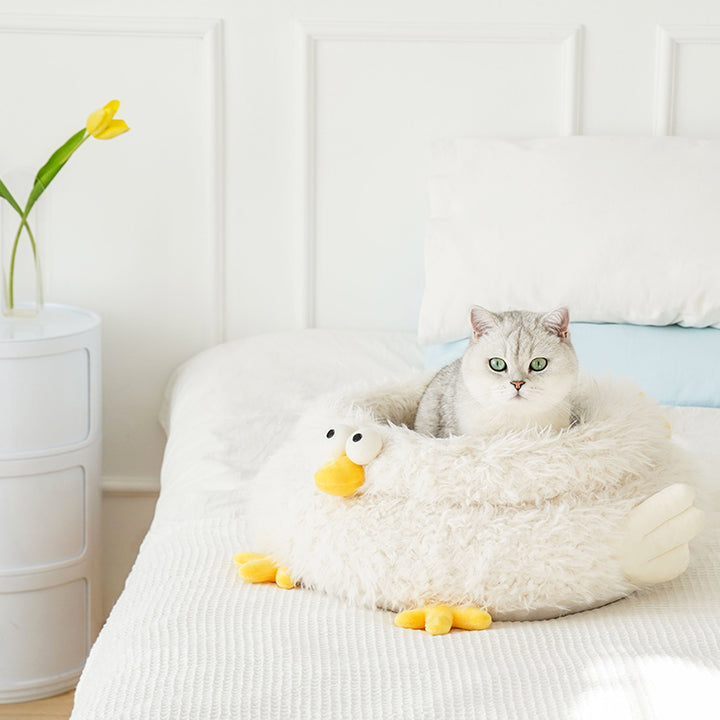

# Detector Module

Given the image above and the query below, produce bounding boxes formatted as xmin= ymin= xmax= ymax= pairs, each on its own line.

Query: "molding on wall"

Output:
xmin=204 ymin=18 xmax=228 ymax=345
xmin=0 ymin=13 xmax=227 ymax=344
xmin=560 ymin=25 xmax=585 ymax=137
xmin=0 ymin=13 xmax=218 ymax=38
xmin=102 ymin=475 xmax=160 ymax=497
xmin=296 ymin=21 xmax=584 ymax=328
xmin=654 ymin=25 xmax=720 ymax=136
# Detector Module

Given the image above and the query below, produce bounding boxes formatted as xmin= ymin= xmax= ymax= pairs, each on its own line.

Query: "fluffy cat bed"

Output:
xmin=242 ymin=374 xmax=703 ymax=624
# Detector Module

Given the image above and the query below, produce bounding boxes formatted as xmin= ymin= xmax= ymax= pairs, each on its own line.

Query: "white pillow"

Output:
xmin=418 ymin=137 xmax=720 ymax=345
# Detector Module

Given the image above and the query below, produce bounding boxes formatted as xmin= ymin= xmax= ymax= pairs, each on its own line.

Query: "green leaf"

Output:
xmin=0 ymin=177 xmax=23 ymax=216
xmin=23 ymin=127 xmax=87 ymax=218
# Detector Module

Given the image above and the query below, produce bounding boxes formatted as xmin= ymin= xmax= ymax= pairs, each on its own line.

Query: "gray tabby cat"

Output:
xmin=414 ymin=307 xmax=579 ymax=437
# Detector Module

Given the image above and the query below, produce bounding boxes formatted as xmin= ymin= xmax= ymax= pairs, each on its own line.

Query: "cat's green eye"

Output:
xmin=530 ymin=357 xmax=548 ymax=372
xmin=489 ymin=357 xmax=507 ymax=372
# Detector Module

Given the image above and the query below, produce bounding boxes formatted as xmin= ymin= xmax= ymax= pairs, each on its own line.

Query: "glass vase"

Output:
xmin=1 ymin=214 xmax=44 ymax=319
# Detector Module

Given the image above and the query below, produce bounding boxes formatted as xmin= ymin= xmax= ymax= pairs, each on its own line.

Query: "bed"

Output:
xmin=70 ymin=137 xmax=720 ymax=718
xmin=69 ymin=328 xmax=719 ymax=720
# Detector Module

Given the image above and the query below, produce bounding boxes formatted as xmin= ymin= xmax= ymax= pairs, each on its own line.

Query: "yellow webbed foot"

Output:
xmin=233 ymin=552 xmax=295 ymax=589
xmin=395 ymin=605 xmax=492 ymax=635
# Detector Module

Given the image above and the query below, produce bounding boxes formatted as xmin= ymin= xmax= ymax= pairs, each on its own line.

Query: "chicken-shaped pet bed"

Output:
xmin=235 ymin=375 xmax=705 ymax=635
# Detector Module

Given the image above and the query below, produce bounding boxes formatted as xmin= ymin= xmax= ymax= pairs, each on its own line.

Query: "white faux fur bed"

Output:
xmin=70 ymin=331 xmax=720 ymax=720
xmin=247 ymin=375 xmax=697 ymax=621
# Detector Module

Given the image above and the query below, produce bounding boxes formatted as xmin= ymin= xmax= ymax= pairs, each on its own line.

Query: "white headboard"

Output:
xmin=2 ymin=1 xmax=719 ymax=496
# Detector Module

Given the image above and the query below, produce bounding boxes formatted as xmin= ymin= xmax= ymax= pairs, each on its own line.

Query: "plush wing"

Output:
xmin=621 ymin=483 xmax=706 ymax=585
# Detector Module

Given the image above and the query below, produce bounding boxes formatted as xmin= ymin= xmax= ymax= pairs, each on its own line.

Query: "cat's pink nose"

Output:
xmin=510 ymin=380 xmax=525 ymax=391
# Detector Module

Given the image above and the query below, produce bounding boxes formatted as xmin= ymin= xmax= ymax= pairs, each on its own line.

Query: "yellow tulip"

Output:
xmin=86 ymin=99 xmax=129 ymax=139
xmin=93 ymin=119 xmax=130 ymax=140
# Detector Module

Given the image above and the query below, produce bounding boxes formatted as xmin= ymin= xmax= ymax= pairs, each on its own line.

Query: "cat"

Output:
xmin=414 ymin=307 xmax=579 ymax=437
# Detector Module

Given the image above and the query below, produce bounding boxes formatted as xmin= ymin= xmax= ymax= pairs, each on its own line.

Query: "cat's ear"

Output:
xmin=542 ymin=307 xmax=570 ymax=339
xmin=470 ymin=306 xmax=496 ymax=339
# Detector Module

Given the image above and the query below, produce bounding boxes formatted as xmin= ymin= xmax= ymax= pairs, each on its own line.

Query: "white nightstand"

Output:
xmin=0 ymin=304 xmax=102 ymax=703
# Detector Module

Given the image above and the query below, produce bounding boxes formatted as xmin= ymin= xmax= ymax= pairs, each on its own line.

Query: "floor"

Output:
xmin=0 ymin=691 xmax=74 ymax=720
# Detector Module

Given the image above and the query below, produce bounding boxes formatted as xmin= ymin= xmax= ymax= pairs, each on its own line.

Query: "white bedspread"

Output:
xmin=71 ymin=330 xmax=720 ymax=720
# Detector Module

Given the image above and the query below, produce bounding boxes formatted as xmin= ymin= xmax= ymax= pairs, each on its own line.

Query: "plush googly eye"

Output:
xmin=345 ymin=427 xmax=383 ymax=465
xmin=321 ymin=424 xmax=352 ymax=461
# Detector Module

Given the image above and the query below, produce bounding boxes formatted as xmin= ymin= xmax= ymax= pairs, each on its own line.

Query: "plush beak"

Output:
xmin=314 ymin=454 xmax=365 ymax=497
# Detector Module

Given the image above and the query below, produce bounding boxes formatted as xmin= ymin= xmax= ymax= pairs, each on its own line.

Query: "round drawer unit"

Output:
xmin=0 ymin=304 xmax=102 ymax=703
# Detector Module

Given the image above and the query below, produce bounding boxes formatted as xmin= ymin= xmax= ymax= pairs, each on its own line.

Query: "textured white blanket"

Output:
xmin=71 ymin=331 xmax=720 ymax=720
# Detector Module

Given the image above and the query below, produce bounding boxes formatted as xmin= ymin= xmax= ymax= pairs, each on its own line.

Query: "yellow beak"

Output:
xmin=314 ymin=454 xmax=365 ymax=497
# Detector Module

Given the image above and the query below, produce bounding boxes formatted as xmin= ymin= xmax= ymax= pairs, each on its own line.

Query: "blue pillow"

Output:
xmin=422 ymin=323 xmax=720 ymax=408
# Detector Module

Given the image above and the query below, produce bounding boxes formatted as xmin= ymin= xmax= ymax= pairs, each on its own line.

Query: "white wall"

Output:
xmin=2 ymin=0 xmax=719 ymax=614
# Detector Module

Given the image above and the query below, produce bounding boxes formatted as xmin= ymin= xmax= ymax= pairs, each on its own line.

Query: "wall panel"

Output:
xmin=299 ymin=23 xmax=582 ymax=331
xmin=655 ymin=26 xmax=720 ymax=136
xmin=0 ymin=15 xmax=225 ymax=484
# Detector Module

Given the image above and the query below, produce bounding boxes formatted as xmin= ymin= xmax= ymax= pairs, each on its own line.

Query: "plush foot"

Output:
xmin=233 ymin=552 xmax=295 ymax=589
xmin=395 ymin=605 xmax=492 ymax=635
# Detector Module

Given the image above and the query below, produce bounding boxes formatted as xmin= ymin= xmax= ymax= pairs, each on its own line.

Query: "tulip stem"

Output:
xmin=6 ymin=131 xmax=90 ymax=311
xmin=7 ymin=217 xmax=38 ymax=310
